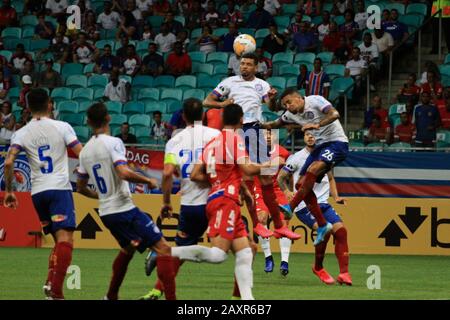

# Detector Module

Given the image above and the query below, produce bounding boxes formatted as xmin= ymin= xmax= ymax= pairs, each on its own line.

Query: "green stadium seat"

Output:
xmin=385 ymin=3 xmax=405 ymax=15
xmin=278 ymin=64 xmax=300 ymax=77
xmin=30 ymin=40 xmax=50 ymax=51
xmin=263 ymin=111 xmax=279 ymax=122
xmin=167 ymin=100 xmax=182 ymax=113
xmin=190 ymin=51 xmax=207 ymax=63
xmin=138 ymin=88 xmax=160 ymax=101
xmin=58 ymin=101 xmax=79 ymax=113
xmin=294 ymin=52 xmax=316 ymax=65
xmin=183 ymin=89 xmax=205 ymax=101
xmin=239 ymin=28 xmax=256 ymax=37
xmin=136 ymin=127 xmax=152 ymax=139
xmin=206 ymin=52 xmax=229 ymax=66
xmin=444 ymin=54 xmax=450 ymax=65
xmin=175 ymin=75 xmax=197 ymax=89
xmin=20 ymin=15 xmax=38 ymax=27
xmin=312 ymin=15 xmax=323 ymax=26
xmin=39 ymin=62 xmax=61 ymax=73
xmin=132 ymin=75 xmax=154 ymax=89
xmin=83 ymin=63 xmax=95 ymax=74
xmin=4 ymin=39 xmax=30 ymax=51
xmin=406 ymin=3 xmax=428 ymax=17
xmin=78 ymin=101 xmax=93 ymax=113
xmin=348 ymin=141 xmax=365 ymax=151
xmin=119 ymin=74 xmax=132 ymax=83
xmin=51 ymin=87 xmax=72 ymax=102
xmin=11 ymin=0 xmax=24 ymax=13
xmin=94 ymin=88 xmax=105 ymax=100
xmin=123 ymin=101 xmax=145 ymax=115
xmin=66 ymin=75 xmax=88 ymax=88
xmin=190 ymin=28 xmax=203 ymax=39
xmin=129 ymin=114 xmax=151 ymax=128
xmin=214 ymin=64 xmax=228 ymax=77
xmin=439 ymin=64 xmax=450 ymax=78
xmin=267 ymin=77 xmax=286 ymax=91
xmin=147 ymin=15 xmax=164 ymax=28
xmin=366 ymin=142 xmax=384 ymax=152
xmin=274 ymin=16 xmax=290 ymax=30
xmin=272 ymin=52 xmax=294 ymax=66
xmin=145 ymin=101 xmax=167 ymax=114
xmin=21 ymin=27 xmax=35 ymax=39
xmin=317 ymin=52 xmax=334 ymax=65
xmin=283 ymin=4 xmax=297 ymax=15
xmin=105 ymin=101 xmax=122 ymax=114
xmin=286 ymin=77 xmax=298 ymax=88
xmin=174 ymin=16 xmax=185 ymax=26
xmin=110 ymin=114 xmax=128 ymax=126
xmin=60 ymin=114 xmax=85 ymax=126
xmin=192 ymin=63 xmax=214 ymax=75
xmin=62 ymin=63 xmax=84 ymax=78
xmin=213 ymin=28 xmax=228 ymax=37
xmin=255 ymin=28 xmax=270 ymax=40
xmin=161 ymin=88 xmax=183 ymax=102
xmin=333 ymin=15 xmax=345 ymax=26
xmin=324 ymin=64 xmax=346 ymax=79
xmin=153 ymin=75 xmax=175 ymax=88
xmin=328 ymin=77 xmax=354 ymax=102
xmin=74 ymin=126 xmax=90 ymax=143
xmin=72 ymin=88 xmax=94 ymax=102
xmin=399 ymin=14 xmax=422 ymax=30
xmin=88 ymin=74 xmax=108 ymax=89
xmin=1 ymin=27 xmax=21 ymax=39
xmin=95 ymin=40 xmax=115 ymax=50
xmin=100 ymin=28 xmax=119 ymax=40
xmin=0 ymin=50 xmax=12 ymax=62
xmin=386 ymin=142 xmax=412 ymax=152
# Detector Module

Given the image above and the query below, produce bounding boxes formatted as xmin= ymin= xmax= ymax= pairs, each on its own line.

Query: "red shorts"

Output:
xmin=206 ymin=197 xmax=248 ymax=241
xmin=254 ymin=182 xmax=289 ymax=215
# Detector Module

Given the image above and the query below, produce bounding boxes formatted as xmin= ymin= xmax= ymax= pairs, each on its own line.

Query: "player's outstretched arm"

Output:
xmin=76 ymin=176 xmax=99 ymax=199
xmin=203 ymin=93 xmax=234 ymax=109
xmin=319 ymin=106 xmax=340 ymax=127
xmin=115 ymin=165 xmax=158 ymax=189
xmin=327 ymin=171 xmax=347 ymax=205
xmin=260 ymin=118 xmax=284 ymax=130
xmin=264 ymin=88 xmax=278 ymax=111
xmin=3 ymin=147 xmax=20 ymax=209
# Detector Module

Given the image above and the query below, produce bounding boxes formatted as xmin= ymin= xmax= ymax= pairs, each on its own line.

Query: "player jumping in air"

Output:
xmin=203 ymin=53 xmax=299 ymax=240
xmin=76 ymin=103 xmax=178 ymax=300
xmin=278 ymin=131 xmax=352 ymax=285
xmin=3 ymin=88 xmax=82 ymax=299
xmin=262 ymin=88 xmax=349 ymax=245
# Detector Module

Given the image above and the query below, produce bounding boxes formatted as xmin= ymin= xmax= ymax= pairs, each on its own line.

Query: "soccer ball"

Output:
xmin=233 ymin=34 xmax=256 ymax=57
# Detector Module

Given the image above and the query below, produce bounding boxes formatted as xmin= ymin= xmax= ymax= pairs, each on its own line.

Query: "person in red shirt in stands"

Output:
xmin=366 ymin=114 xmax=391 ymax=144
xmin=152 ymin=0 xmax=171 ymax=16
xmin=165 ymin=41 xmax=192 ymax=77
xmin=322 ymin=22 xmax=342 ymax=53
xmin=394 ymin=112 xmax=416 ymax=144
xmin=397 ymin=73 xmax=421 ymax=103
xmin=438 ymin=96 xmax=450 ymax=130
xmin=18 ymin=75 xmax=33 ymax=108
xmin=0 ymin=0 xmax=17 ymax=29
xmin=421 ymin=70 xmax=443 ymax=103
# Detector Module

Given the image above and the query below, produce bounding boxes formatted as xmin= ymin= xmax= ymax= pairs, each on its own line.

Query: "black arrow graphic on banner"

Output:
xmin=399 ymin=207 xmax=427 ymax=234
xmin=76 ymin=213 xmax=102 ymax=239
xmin=378 ymin=220 xmax=407 ymax=246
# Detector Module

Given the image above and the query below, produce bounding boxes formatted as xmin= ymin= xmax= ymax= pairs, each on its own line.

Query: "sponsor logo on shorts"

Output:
xmin=51 ymin=215 xmax=67 ymax=222
xmin=226 ymin=226 xmax=234 ymax=233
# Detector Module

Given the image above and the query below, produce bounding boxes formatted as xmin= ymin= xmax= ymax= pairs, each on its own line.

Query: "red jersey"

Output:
xmin=374 ymin=108 xmax=389 ymax=125
xmin=400 ymin=84 xmax=421 ymax=97
xmin=395 ymin=123 xmax=416 ymax=143
xmin=369 ymin=122 xmax=391 ymax=141
xmin=438 ymin=105 xmax=450 ymax=130
xmin=421 ymin=82 xmax=443 ymax=97
xmin=0 ymin=7 xmax=17 ymax=27
xmin=202 ymin=130 xmax=247 ymax=203
xmin=203 ymin=108 xmax=223 ymax=130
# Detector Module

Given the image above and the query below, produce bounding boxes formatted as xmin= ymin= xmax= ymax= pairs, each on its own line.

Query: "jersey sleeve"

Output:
xmin=107 ymin=138 xmax=128 ymax=167
xmin=164 ymin=138 xmax=178 ymax=166
xmin=282 ymin=154 xmax=299 ymax=174
xmin=77 ymin=155 xmax=89 ymax=179
xmin=59 ymin=121 xmax=80 ymax=148
xmin=311 ymin=95 xmax=333 ymax=113
xmin=10 ymin=130 xmax=24 ymax=152
xmin=212 ymin=78 xmax=230 ymax=99
xmin=261 ymin=80 xmax=272 ymax=101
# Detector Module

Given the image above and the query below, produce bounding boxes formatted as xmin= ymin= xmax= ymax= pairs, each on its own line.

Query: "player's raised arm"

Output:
xmin=3 ymin=145 xmax=21 ymax=209
xmin=203 ymin=78 xmax=234 ymax=109
xmin=260 ymin=117 xmax=284 ymax=129
xmin=263 ymin=87 xmax=278 ymax=112
xmin=327 ymin=171 xmax=347 ymax=205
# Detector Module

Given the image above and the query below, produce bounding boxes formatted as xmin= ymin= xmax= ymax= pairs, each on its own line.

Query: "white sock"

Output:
xmin=259 ymin=226 xmax=272 ymax=258
xmin=171 ymin=246 xmax=227 ymax=263
xmin=280 ymin=237 xmax=292 ymax=262
xmin=235 ymin=247 xmax=254 ymax=300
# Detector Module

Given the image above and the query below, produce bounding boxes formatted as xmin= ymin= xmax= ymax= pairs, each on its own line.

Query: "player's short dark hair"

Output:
xmin=87 ymin=102 xmax=109 ymax=129
xmin=183 ymin=98 xmax=203 ymax=123
xmin=222 ymin=104 xmax=243 ymax=126
xmin=153 ymin=110 xmax=162 ymax=116
xmin=27 ymin=88 xmax=49 ymax=113
xmin=279 ymin=87 xmax=301 ymax=102
xmin=241 ymin=53 xmax=258 ymax=65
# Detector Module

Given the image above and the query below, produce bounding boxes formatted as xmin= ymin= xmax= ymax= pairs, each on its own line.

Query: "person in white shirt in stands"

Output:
xmin=371 ymin=28 xmax=394 ymax=62
xmin=228 ymin=53 xmax=241 ymax=76
xmin=154 ymin=23 xmax=177 ymax=54
xmin=354 ymin=0 xmax=368 ymax=30
xmin=150 ymin=111 xmax=169 ymax=140
xmin=97 ymin=2 xmax=121 ymax=30
xmin=345 ymin=47 xmax=368 ymax=99
xmin=45 ymin=0 xmax=69 ymax=18
xmin=72 ymin=32 xmax=99 ymax=64
xmin=259 ymin=0 xmax=280 ymax=16
xmin=358 ymin=32 xmax=379 ymax=92
xmin=3 ymin=88 xmax=82 ymax=300
xmin=103 ymin=70 xmax=131 ymax=103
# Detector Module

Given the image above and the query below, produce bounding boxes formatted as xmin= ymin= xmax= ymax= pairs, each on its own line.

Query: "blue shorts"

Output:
xmin=31 ymin=190 xmax=76 ymax=235
xmin=176 ymin=204 xmax=208 ymax=246
xmin=242 ymin=122 xmax=269 ymax=163
xmin=101 ymin=207 xmax=162 ymax=253
xmin=300 ymin=141 xmax=349 ymax=182
xmin=295 ymin=203 xmax=342 ymax=229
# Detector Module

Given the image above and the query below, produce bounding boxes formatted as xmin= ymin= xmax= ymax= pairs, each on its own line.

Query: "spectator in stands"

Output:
xmin=0 ymin=0 xmax=17 ymax=29
xmin=255 ymin=47 xmax=272 ymax=79
xmin=262 ymin=23 xmax=286 ymax=56
xmin=196 ymin=24 xmax=219 ymax=53
xmin=169 ymin=108 xmax=186 ymax=136
xmin=340 ymin=9 xmax=359 ymax=42
xmin=45 ymin=32 xmax=70 ymax=64
xmin=202 ymin=1 xmax=220 ymax=29
xmin=284 ymin=10 xmax=303 ymax=39
xmin=316 ymin=10 xmax=331 ymax=42
xmin=46 ymin=0 xmax=69 ymax=19
xmin=220 ymin=22 xmax=239 ymax=52
xmin=371 ymin=28 xmax=394 ymax=63
xmin=394 ymin=112 xmax=416 ymax=144
xmin=421 ymin=70 xmax=444 ymax=103
xmin=165 ymin=10 xmax=184 ymax=35
xmin=420 ymin=61 xmax=441 ymax=84
xmin=141 ymin=23 xmax=155 ymax=40
xmin=364 ymin=95 xmax=388 ymax=128
xmin=9 ymin=44 xmax=33 ymax=75
xmin=95 ymin=44 xmax=119 ymax=75
xmin=151 ymin=0 xmax=171 ymax=16
xmin=155 ymin=23 xmax=177 ymax=53
xmin=359 ymin=32 xmax=379 ymax=92
xmin=186 ymin=0 xmax=203 ymax=30
xmin=381 ymin=9 xmax=390 ymax=29
xmin=302 ymin=0 xmax=321 ymax=17
xmin=118 ymin=1 xmax=140 ymax=40
xmin=354 ymin=0 xmax=368 ymax=30
xmin=141 ymin=43 xmax=164 ymax=76
xmin=247 ymin=0 xmax=274 ymax=30
xmin=121 ymin=44 xmax=141 ymax=77
xmin=20 ymin=60 xmax=36 ymax=79
xmin=228 ymin=52 xmax=240 ymax=76
xmin=322 ymin=21 xmax=342 ymax=53
xmin=35 ymin=58 xmax=62 ymax=90
xmin=176 ymin=29 xmax=190 ymax=51
xmin=366 ymin=114 xmax=391 ymax=144
xmin=345 ymin=47 xmax=367 ymax=100
xmin=297 ymin=64 xmax=308 ymax=91
xmin=35 ymin=13 xmax=56 ymax=40
xmin=0 ymin=100 xmax=15 ymax=133
xmin=97 ymin=2 xmax=121 ymax=30
xmin=383 ymin=9 xmax=408 ymax=44
xmin=116 ymin=34 xmax=130 ymax=63
xmin=332 ymin=0 xmax=353 ymax=16
xmin=15 ymin=107 xmax=31 ymax=130
xmin=165 ymin=41 xmax=192 ymax=77
xmin=292 ymin=22 xmax=318 ymax=53
xmin=24 ymin=0 xmax=46 ymax=15
xmin=306 ymin=58 xmax=330 ymax=99
xmin=414 ymin=91 xmax=441 ymax=148
xmin=82 ymin=10 xmax=101 ymax=43
xmin=222 ymin=0 xmax=243 ymax=27
xmin=125 ymin=0 xmax=143 ymax=21
xmin=136 ymin=0 xmax=152 ymax=18
xmin=116 ymin=122 xmax=137 ymax=143
xmin=397 ymin=73 xmax=421 ymax=103
xmin=103 ymin=70 xmax=131 ymax=103
xmin=262 ymin=0 xmax=281 ymax=16
xmin=151 ymin=110 xmax=169 ymax=140
xmin=72 ymin=32 xmax=99 ymax=64
xmin=438 ymin=96 xmax=450 ymax=130
xmin=0 ymin=71 xmax=10 ymax=104
xmin=18 ymin=75 xmax=33 ymax=108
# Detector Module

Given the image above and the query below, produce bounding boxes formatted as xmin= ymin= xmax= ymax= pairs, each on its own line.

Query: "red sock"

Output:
xmin=334 ymin=228 xmax=349 ymax=273
xmin=314 ymin=233 xmax=330 ymax=270
xmin=232 ymin=277 xmax=240 ymax=298
xmin=290 ymin=172 xmax=317 ymax=210
xmin=154 ymin=258 xmax=183 ymax=293
xmin=261 ymin=183 xmax=283 ymax=229
xmin=51 ymin=241 xmax=73 ymax=299
xmin=46 ymin=247 xmax=56 ymax=286
xmin=107 ymin=250 xmax=134 ymax=300
xmin=244 ymin=179 xmax=259 ymax=227
xmin=305 ymin=192 xmax=327 ymax=227
xmin=156 ymin=256 xmax=177 ymax=300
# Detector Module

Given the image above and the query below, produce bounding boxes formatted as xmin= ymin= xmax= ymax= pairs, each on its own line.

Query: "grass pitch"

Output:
xmin=0 ymin=248 xmax=449 ymax=300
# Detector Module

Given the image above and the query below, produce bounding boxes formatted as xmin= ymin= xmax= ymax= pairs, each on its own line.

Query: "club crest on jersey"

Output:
xmin=303 ymin=111 xmax=315 ymax=120
xmin=226 ymin=226 xmax=234 ymax=233
xmin=255 ymin=83 xmax=263 ymax=92
xmin=0 ymin=157 xmax=32 ymax=192
xmin=228 ymin=185 xmax=235 ymax=195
